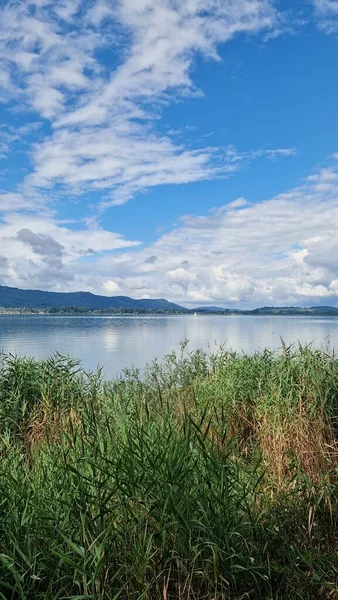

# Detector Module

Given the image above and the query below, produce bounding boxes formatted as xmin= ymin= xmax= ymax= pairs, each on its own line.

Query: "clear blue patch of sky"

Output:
xmin=99 ymin=21 xmax=338 ymax=244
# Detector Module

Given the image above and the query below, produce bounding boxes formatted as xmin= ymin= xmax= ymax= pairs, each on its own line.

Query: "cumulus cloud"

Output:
xmin=68 ymin=160 xmax=338 ymax=307
xmin=1 ymin=160 xmax=338 ymax=305
xmin=17 ymin=228 xmax=64 ymax=258
xmin=15 ymin=228 xmax=69 ymax=284
xmin=0 ymin=213 xmax=139 ymax=290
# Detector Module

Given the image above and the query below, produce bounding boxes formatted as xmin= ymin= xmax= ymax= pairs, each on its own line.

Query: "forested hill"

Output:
xmin=0 ymin=285 xmax=184 ymax=311
xmin=195 ymin=305 xmax=338 ymax=315
xmin=1 ymin=284 xmax=338 ymax=315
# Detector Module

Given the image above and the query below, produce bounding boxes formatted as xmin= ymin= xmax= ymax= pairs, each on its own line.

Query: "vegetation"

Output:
xmin=0 ymin=284 xmax=183 ymax=312
xmin=2 ymin=283 xmax=338 ymax=314
xmin=45 ymin=306 xmax=188 ymax=315
xmin=0 ymin=342 xmax=338 ymax=599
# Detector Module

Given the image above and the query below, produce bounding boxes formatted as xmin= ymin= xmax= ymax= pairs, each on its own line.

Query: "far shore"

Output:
xmin=1 ymin=306 xmax=338 ymax=316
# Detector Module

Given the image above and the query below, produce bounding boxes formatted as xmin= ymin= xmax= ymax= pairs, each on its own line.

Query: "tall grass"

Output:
xmin=0 ymin=344 xmax=338 ymax=599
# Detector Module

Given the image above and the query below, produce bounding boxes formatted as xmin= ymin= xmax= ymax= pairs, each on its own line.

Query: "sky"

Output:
xmin=1 ymin=0 xmax=338 ymax=308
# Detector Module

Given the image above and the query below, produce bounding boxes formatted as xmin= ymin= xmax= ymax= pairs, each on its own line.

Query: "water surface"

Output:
xmin=0 ymin=314 xmax=336 ymax=379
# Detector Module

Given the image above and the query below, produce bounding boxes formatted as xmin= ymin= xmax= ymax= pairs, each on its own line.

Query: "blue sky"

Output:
xmin=1 ymin=0 xmax=338 ymax=307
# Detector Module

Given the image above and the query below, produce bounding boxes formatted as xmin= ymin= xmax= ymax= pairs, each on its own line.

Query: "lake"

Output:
xmin=0 ymin=314 xmax=337 ymax=379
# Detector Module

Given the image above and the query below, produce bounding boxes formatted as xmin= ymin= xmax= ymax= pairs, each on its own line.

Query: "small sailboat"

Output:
xmin=193 ymin=312 xmax=197 ymax=317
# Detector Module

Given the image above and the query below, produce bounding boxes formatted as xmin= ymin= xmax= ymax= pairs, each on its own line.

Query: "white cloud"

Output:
xmin=1 ymin=0 xmax=334 ymax=307
xmin=26 ymin=129 xmax=295 ymax=207
xmin=59 ymin=160 xmax=338 ymax=307
xmin=1 ymin=160 xmax=337 ymax=307
xmin=0 ymin=193 xmax=45 ymax=213
xmin=0 ymin=212 xmax=139 ymax=290
xmin=103 ymin=280 xmax=121 ymax=294
xmin=311 ymin=0 xmax=338 ymax=32
xmin=0 ymin=0 xmax=290 ymax=208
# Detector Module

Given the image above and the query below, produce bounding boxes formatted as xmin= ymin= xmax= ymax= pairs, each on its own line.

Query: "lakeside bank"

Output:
xmin=0 ymin=345 xmax=337 ymax=599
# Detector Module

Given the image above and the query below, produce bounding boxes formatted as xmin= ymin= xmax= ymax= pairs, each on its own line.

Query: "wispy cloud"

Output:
xmin=311 ymin=0 xmax=338 ymax=32
xmin=2 ymin=0 xmax=329 ymax=306
xmin=0 ymin=0 xmax=289 ymax=209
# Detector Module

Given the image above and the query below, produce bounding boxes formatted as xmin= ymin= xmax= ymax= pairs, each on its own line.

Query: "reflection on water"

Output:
xmin=0 ymin=314 xmax=337 ymax=379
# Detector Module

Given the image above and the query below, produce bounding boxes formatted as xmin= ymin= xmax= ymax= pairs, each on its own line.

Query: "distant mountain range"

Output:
xmin=246 ymin=305 xmax=338 ymax=315
xmin=196 ymin=305 xmax=338 ymax=315
xmin=0 ymin=285 xmax=184 ymax=312
xmin=0 ymin=284 xmax=338 ymax=315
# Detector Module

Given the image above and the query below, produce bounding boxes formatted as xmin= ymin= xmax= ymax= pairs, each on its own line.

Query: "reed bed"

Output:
xmin=0 ymin=343 xmax=338 ymax=599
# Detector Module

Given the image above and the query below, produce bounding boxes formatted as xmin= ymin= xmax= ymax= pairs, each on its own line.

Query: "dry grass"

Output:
xmin=257 ymin=410 xmax=338 ymax=485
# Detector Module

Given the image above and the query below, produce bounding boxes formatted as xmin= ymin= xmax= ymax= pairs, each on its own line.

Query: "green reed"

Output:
xmin=0 ymin=343 xmax=337 ymax=599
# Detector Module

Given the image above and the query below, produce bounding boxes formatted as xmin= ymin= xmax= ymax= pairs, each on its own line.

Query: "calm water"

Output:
xmin=0 ymin=314 xmax=337 ymax=379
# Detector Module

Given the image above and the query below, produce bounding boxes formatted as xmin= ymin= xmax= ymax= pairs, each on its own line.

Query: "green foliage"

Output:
xmin=0 ymin=345 xmax=337 ymax=599
xmin=0 ymin=284 xmax=184 ymax=312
